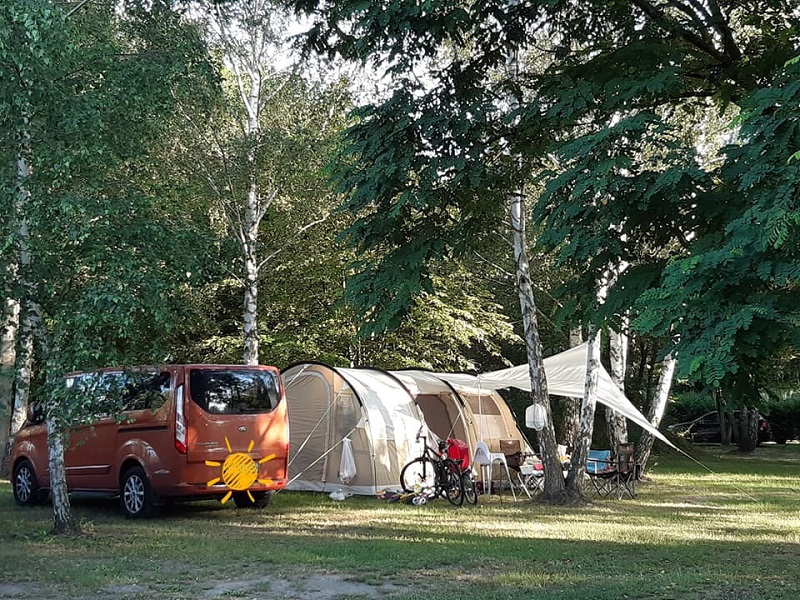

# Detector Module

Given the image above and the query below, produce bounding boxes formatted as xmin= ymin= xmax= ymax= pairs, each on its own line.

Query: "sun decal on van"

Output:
xmin=205 ymin=437 xmax=275 ymax=504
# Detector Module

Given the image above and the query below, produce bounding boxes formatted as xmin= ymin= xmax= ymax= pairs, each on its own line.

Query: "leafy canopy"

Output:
xmin=282 ymin=0 xmax=800 ymax=392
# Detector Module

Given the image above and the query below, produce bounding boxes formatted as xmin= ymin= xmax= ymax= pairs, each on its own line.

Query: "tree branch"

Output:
xmin=257 ymin=211 xmax=332 ymax=271
xmin=629 ymin=0 xmax=738 ymax=66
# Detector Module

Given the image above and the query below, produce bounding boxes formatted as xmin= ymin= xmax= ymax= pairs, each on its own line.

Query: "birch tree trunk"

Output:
xmin=502 ymin=4 xmax=567 ymax=502
xmin=635 ymin=354 xmax=676 ymax=471
xmin=565 ymin=326 xmax=601 ymax=496
xmin=242 ymin=70 xmax=262 ymax=366
xmin=47 ymin=415 xmax=77 ymax=534
xmin=208 ymin=0 xmax=281 ymax=367
xmin=0 ymin=293 xmax=20 ymax=475
xmin=3 ymin=134 xmax=36 ymax=476
xmin=6 ymin=308 xmax=32 ymax=470
xmin=510 ymin=190 xmax=566 ymax=501
xmin=560 ymin=327 xmax=583 ymax=451
xmin=606 ymin=324 xmax=629 ymax=445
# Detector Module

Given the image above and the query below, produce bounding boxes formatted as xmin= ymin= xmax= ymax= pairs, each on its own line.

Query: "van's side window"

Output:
xmin=189 ymin=369 xmax=280 ymax=415
xmin=123 ymin=372 xmax=171 ymax=411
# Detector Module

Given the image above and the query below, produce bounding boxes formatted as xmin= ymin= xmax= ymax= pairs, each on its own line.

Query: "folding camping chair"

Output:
xmin=614 ymin=443 xmax=638 ymax=499
xmin=499 ymin=439 xmax=533 ymax=500
xmin=586 ymin=449 xmax=616 ymax=497
xmin=586 ymin=444 xmax=638 ymax=499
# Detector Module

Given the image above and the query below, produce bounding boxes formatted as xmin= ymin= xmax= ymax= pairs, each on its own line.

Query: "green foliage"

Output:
xmin=761 ymin=392 xmax=800 ymax=443
xmin=334 ymin=80 xmax=509 ymax=334
xmin=629 ymin=60 xmax=800 ymax=390
xmin=280 ymin=0 xmax=800 ymax=401
xmin=666 ymin=390 xmax=717 ymax=425
xmin=0 ymin=1 xmax=220 ymax=428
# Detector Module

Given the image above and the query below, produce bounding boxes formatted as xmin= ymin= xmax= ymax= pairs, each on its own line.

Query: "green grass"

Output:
xmin=1 ymin=445 xmax=799 ymax=599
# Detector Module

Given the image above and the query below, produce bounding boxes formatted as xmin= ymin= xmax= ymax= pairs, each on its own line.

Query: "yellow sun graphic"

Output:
xmin=205 ymin=437 xmax=275 ymax=504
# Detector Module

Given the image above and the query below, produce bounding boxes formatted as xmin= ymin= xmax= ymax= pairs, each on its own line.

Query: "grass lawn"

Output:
xmin=0 ymin=445 xmax=798 ymax=599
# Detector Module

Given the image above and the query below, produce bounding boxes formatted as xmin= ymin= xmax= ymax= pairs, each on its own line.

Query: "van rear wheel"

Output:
xmin=120 ymin=466 xmax=155 ymax=518
xmin=233 ymin=490 xmax=273 ymax=509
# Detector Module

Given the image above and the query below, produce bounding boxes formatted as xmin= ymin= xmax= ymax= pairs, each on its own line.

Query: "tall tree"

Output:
xmin=1 ymin=0 xmax=218 ymax=533
xmin=281 ymin=0 xmax=798 ymax=474
xmin=636 ymin=352 xmax=676 ymax=470
xmin=187 ymin=0 xmax=357 ymax=366
xmin=527 ymin=2 xmax=800 ymax=400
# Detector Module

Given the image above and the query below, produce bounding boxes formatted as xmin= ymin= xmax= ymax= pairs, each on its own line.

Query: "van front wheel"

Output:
xmin=120 ymin=466 xmax=155 ymax=518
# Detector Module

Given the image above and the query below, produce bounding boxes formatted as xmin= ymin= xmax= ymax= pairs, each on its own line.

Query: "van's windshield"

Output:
xmin=189 ymin=369 xmax=281 ymax=415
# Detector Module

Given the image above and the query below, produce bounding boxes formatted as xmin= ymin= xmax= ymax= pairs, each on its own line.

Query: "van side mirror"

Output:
xmin=27 ymin=402 xmax=43 ymax=424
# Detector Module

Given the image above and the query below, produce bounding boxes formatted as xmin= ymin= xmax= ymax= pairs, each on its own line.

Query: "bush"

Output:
xmin=761 ymin=393 xmax=800 ymax=444
xmin=665 ymin=390 xmax=716 ymax=425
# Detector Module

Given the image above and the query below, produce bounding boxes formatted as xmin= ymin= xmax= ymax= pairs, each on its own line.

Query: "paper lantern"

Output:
xmin=526 ymin=403 xmax=548 ymax=431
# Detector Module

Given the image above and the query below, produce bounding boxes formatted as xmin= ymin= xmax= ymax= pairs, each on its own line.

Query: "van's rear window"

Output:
xmin=189 ymin=369 xmax=281 ymax=414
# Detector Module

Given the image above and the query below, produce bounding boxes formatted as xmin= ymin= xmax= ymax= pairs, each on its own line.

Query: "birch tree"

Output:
xmin=559 ymin=326 xmax=583 ymax=451
xmin=635 ymin=353 xmax=676 ymax=471
xmin=0 ymin=292 xmax=19 ymax=473
xmin=204 ymin=0 xmax=276 ymax=365
xmin=566 ymin=327 xmax=601 ymax=495
xmin=1 ymin=0 xmax=218 ymax=533
xmin=510 ymin=190 xmax=566 ymax=500
xmin=0 ymin=1 xmax=52 ymax=482
xmin=190 ymin=0 xmax=349 ymax=366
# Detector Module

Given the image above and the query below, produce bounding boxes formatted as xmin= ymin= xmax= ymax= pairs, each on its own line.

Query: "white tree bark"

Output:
xmin=242 ymin=67 xmax=262 ymax=366
xmin=8 ymin=309 xmax=32 ymax=461
xmin=4 ymin=145 xmax=36 ymax=476
xmin=606 ymin=324 xmax=629 ymax=445
xmin=47 ymin=415 xmax=76 ymax=534
xmin=566 ymin=326 xmax=601 ymax=494
xmin=635 ymin=354 xmax=676 ymax=470
xmin=207 ymin=0 xmax=284 ymax=367
xmin=0 ymin=293 xmax=20 ymax=475
xmin=15 ymin=111 xmax=76 ymax=533
xmin=510 ymin=190 xmax=566 ymax=499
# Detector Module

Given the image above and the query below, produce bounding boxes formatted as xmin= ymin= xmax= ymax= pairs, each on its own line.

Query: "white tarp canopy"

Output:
xmin=434 ymin=344 xmax=675 ymax=449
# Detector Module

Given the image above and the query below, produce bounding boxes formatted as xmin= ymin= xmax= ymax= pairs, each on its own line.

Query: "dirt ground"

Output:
xmin=0 ymin=572 xmax=407 ymax=599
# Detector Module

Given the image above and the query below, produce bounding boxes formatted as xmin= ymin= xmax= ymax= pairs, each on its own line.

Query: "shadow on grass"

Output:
xmin=0 ymin=482 xmax=797 ymax=600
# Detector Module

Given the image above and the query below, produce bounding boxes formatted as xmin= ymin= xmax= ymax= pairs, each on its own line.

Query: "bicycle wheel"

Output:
xmin=400 ymin=457 xmax=437 ymax=495
xmin=461 ymin=471 xmax=478 ymax=505
xmin=440 ymin=460 xmax=464 ymax=506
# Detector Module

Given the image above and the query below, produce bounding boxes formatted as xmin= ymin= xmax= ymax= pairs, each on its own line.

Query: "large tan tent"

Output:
xmin=391 ymin=370 xmax=534 ymax=457
xmin=281 ymin=363 xmax=427 ymax=495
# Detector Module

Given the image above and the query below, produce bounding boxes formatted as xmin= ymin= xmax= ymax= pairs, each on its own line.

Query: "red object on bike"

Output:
xmin=447 ymin=438 xmax=470 ymax=471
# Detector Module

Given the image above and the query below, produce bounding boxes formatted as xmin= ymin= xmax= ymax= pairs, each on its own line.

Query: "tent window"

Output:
xmin=466 ymin=395 xmax=501 ymax=416
xmin=334 ymin=392 xmax=359 ymax=437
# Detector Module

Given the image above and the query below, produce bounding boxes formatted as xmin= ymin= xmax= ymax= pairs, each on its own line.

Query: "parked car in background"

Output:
xmin=668 ymin=410 xmax=771 ymax=445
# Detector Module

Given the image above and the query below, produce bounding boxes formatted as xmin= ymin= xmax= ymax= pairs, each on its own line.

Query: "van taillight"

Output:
xmin=175 ymin=384 xmax=187 ymax=454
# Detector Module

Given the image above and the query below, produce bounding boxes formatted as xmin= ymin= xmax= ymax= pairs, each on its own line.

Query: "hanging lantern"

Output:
xmin=526 ymin=403 xmax=548 ymax=431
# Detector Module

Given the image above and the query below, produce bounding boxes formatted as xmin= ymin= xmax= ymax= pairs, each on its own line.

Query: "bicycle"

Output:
xmin=400 ymin=436 xmax=465 ymax=506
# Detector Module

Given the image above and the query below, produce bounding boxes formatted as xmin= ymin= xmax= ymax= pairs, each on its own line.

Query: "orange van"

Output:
xmin=10 ymin=364 xmax=289 ymax=518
